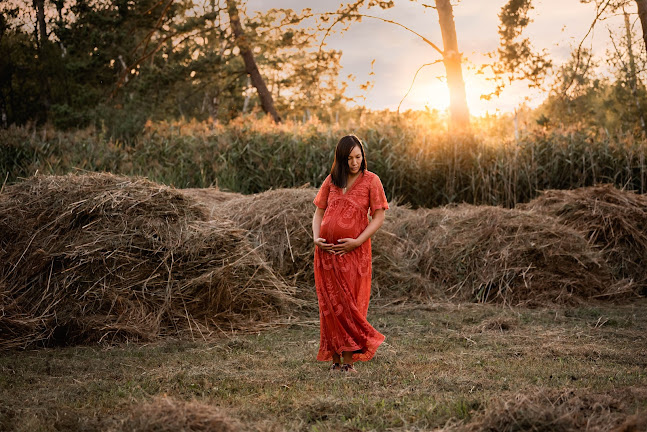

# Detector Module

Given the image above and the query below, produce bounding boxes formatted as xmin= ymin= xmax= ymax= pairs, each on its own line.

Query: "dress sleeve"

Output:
xmin=313 ymin=175 xmax=332 ymax=209
xmin=369 ymin=174 xmax=389 ymax=217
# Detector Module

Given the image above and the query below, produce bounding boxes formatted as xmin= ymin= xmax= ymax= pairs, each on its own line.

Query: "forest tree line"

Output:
xmin=1 ymin=0 xmax=647 ymax=138
xmin=1 ymin=0 xmax=357 ymax=137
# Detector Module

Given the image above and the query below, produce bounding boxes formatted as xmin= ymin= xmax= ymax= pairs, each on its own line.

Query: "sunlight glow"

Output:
xmin=389 ymin=65 xmax=547 ymax=118
xmin=417 ymin=81 xmax=450 ymax=113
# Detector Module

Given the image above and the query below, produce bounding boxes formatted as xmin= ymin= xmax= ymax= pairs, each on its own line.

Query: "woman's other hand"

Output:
xmin=314 ymin=238 xmax=334 ymax=252
xmin=331 ymin=238 xmax=360 ymax=255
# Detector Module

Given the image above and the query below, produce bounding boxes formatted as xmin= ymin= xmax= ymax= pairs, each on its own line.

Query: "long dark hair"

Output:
xmin=330 ymin=134 xmax=367 ymax=188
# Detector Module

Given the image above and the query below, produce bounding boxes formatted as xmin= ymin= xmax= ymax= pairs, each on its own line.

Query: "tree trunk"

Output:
xmin=242 ymin=76 xmax=251 ymax=113
xmin=636 ymin=0 xmax=647 ymax=53
xmin=33 ymin=0 xmax=47 ymax=47
xmin=435 ymin=0 xmax=470 ymax=130
xmin=226 ymin=0 xmax=281 ymax=123
xmin=624 ymin=9 xmax=647 ymax=134
xmin=33 ymin=0 xmax=51 ymax=117
xmin=0 ymin=92 xmax=7 ymax=128
xmin=0 ymin=12 xmax=6 ymax=45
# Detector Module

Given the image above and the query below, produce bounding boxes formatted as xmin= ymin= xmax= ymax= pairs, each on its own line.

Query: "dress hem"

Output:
xmin=316 ymin=333 xmax=385 ymax=363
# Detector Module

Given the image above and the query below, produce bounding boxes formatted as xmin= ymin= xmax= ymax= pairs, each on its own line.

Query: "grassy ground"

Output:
xmin=1 ymin=300 xmax=646 ymax=431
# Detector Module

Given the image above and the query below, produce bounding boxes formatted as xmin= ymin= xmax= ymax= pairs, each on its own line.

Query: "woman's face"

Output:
xmin=347 ymin=145 xmax=363 ymax=175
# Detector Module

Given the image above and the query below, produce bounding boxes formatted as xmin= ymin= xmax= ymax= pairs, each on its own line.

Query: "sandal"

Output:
xmin=341 ymin=364 xmax=357 ymax=373
xmin=330 ymin=362 xmax=341 ymax=371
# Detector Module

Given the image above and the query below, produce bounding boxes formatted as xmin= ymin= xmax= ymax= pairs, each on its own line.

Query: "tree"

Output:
xmin=435 ymin=0 xmax=469 ymax=129
xmin=34 ymin=0 xmax=52 ymax=118
xmin=536 ymin=42 xmax=647 ymax=134
xmin=621 ymin=7 xmax=647 ymax=133
xmin=0 ymin=3 xmax=44 ymax=125
xmin=636 ymin=0 xmax=647 ymax=50
xmin=0 ymin=0 xmax=346 ymax=133
xmin=486 ymin=0 xmax=552 ymax=97
xmin=487 ymin=0 xmax=647 ymax=134
xmin=493 ymin=0 xmax=646 ymax=92
xmin=319 ymin=0 xmax=471 ymax=129
xmin=226 ymin=0 xmax=280 ymax=123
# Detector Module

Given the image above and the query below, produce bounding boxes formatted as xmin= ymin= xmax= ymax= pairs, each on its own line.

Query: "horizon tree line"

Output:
xmin=0 ymin=0 xmax=645 ymax=136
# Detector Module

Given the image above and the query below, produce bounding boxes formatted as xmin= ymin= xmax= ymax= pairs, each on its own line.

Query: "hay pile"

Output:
xmin=521 ymin=184 xmax=647 ymax=293
xmin=199 ymin=186 xmax=632 ymax=305
xmin=0 ymin=173 xmax=295 ymax=349
xmin=442 ymin=389 xmax=646 ymax=432
xmin=387 ymin=205 xmax=621 ymax=305
xmin=106 ymin=397 xmax=240 ymax=432
xmin=212 ymin=188 xmax=318 ymax=296
xmin=212 ymin=188 xmax=436 ymax=301
xmin=3 ymin=174 xmax=642 ymax=350
xmin=370 ymin=228 xmax=437 ymax=300
xmin=178 ymin=187 xmax=243 ymax=218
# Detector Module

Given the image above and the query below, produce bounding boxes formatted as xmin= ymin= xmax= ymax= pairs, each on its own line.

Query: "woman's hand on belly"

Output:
xmin=314 ymin=237 xmax=334 ymax=253
xmin=331 ymin=238 xmax=361 ymax=256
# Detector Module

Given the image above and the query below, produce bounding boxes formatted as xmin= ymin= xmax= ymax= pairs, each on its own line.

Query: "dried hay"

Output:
xmin=388 ymin=205 xmax=621 ymax=305
xmin=197 ymin=186 xmax=632 ymax=305
xmin=371 ymin=229 xmax=438 ymax=300
xmin=383 ymin=204 xmax=447 ymax=243
xmin=212 ymin=188 xmax=436 ymax=301
xmin=521 ymin=184 xmax=647 ymax=293
xmin=178 ymin=187 xmax=244 ymax=219
xmin=612 ymin=410 xmax=647 ymax=432
xmin=108 ymin=397 xmax=240 ymax=432
xmin=442 ymin=389 xmax=641 ymax=432
xmin=212 ymin=188 xmax=318 ymax=297
xmin=477 ymin=316 xmax=518 ymax=332
xmin=0 ymin=173 xmax=296 ymax=349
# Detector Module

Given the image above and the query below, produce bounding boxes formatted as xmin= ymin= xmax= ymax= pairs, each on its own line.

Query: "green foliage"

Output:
xmin=482 ymin=0 xmax=552 ymax=99
xmin=2 ymin=114 xmax=646 ymax=208
xmin=0 ymin=11 xmax=45 ymax=125
xmin=50 ymin=104 xmax=92 ymax=130
xmin=536 ymin=47 xmax=647 ymax=135
xmin=0 ymin=1 xmax=347 ymax=137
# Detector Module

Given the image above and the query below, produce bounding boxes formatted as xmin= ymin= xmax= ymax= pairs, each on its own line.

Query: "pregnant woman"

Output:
xmin=312 ymin=134 xmax=388 ymax=373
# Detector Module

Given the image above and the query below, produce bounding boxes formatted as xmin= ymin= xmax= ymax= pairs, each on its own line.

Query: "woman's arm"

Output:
xmin=312 ymin=207 xmax=334 ymax=251
xmin=331 ymin=209 xmax=385 ymax=255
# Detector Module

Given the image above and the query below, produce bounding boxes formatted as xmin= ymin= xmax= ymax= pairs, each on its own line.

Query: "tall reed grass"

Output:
xmin=1 ymin=113 xmax=645 ymax=208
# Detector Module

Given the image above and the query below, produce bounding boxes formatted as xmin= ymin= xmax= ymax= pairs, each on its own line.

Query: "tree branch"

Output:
xmin=563 ymin=0 xmax=613 ymax=94
xmin=397 ymin=60 xmax=443 ymax=113
xmin=316 ymin=12 xmax=443 ymax=56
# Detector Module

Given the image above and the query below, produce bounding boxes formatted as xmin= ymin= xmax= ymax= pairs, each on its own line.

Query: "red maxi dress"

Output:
xmin=313 ymin=170 xmax=389 ymax=362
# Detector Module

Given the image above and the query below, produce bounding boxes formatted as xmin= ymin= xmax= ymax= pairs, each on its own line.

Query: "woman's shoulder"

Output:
xmin=364 ymin=170 xmax=381 ymax=182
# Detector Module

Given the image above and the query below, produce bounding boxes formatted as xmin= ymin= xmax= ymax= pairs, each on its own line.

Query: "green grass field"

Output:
xmin=2 ymin=300 xmax=646 ymax=431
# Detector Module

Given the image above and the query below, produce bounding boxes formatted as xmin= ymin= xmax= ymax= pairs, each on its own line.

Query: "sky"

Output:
xmin=253 ymin=0 xmax=640 ymax=116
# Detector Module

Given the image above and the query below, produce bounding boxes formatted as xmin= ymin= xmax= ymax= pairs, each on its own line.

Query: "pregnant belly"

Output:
xmin=320 ymin=215 xmax=365 ymax=244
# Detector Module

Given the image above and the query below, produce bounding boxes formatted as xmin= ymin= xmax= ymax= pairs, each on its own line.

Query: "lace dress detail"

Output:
xmin=313 ymin=171 xmax=389 ymax=362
